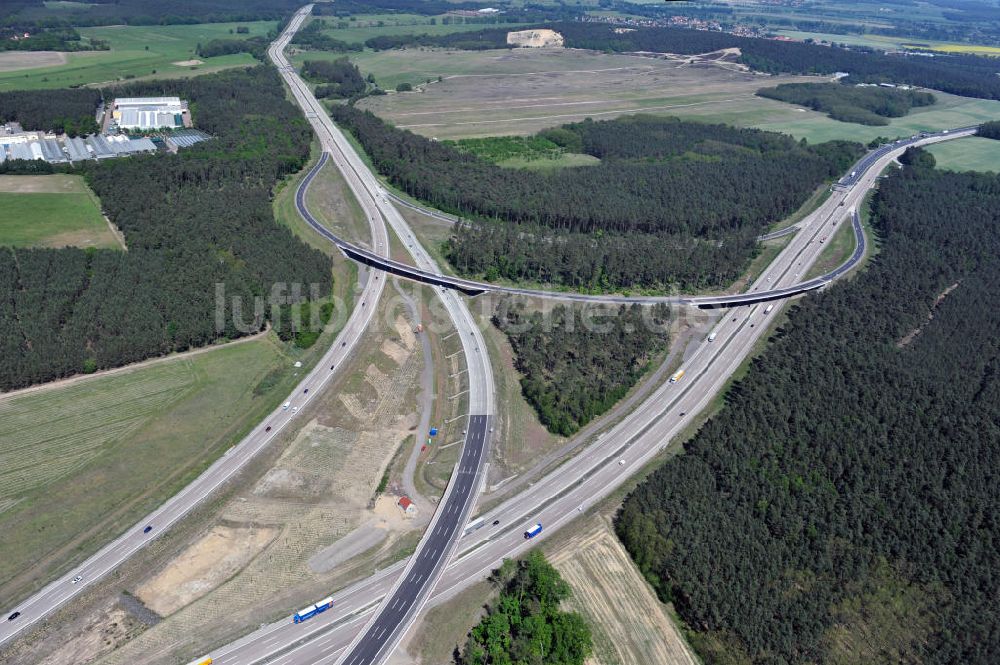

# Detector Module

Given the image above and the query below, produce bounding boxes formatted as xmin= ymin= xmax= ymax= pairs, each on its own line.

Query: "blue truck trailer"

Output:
xmin=293 ymin=596 xmax=334 ymax=624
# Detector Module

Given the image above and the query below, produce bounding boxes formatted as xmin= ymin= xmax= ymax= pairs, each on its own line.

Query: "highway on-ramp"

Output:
xmin=0 ymin=2 xmax=976 ymax=658
xmin=201 ymin=22 xmax=976 ymax=663
xmin=282 ymin=127 xmax=975 ymax=306
xmin=271 ymin=7 xmax=497 ymax=665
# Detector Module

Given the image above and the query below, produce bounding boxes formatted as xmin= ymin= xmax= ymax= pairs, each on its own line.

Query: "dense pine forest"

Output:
xmin=301 ymin=58 xmax=367 ymax=99
xmin=0 ymin=67 xmax=331 ymax=390
xmin=978 ymin=120 xmax=1000 ymax=140
xmin=0 ymin=88 xmax=101 ymax=136
xmin=494 ymin=302 xmax=670 ymax=435
xmin=329 ymin=109 xmax=860 ymax=290
xmin=458 ymin=552 xmax=592 ymax=665
xmin=1 ymin=0 xmax=301 ymax=28
xmin=372 ymin=21 xmax=1000 ymax=101
xmin=615 ymin=152 xmax=1000 ymax=664
xmin=757 ymin=82 xmax=936 ymax=126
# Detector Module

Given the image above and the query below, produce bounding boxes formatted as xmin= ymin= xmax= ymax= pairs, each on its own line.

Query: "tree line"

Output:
xmin=615 ymin=152 xmax=1000 ymax=664
xmin=757 ymin=81 xmax=936 ymax=126
xmin=977 ymin=120 xmax=1000 ymax=140
xmin=494 ymin=302 xmax=670 ymax=435
xmin=0 ymin=88 xmax=101 ymax=135
xmin=458 ymin=552 xmax=592 ymax=665
xmin=302 ymin=58 xmax=367 ymax=99
xmin=2 ymin=0 xmax=301 ymax=29
xmin=329 ymin=107 xmax=860 ymax=290
xmin=0 ymin=66 xmax=331 ymax=390
xmin=290 ymin=19 xmax=363 ymax=53
xmin=371 ymin=21 xmax=1000 ymax=101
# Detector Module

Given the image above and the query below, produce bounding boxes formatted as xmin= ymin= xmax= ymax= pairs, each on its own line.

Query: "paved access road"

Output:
xmin=297 ymin=129 xmax=976 ymax=306
xmin=271 ymin=8 xmax=496 ymax=665
xmin=201 ymin=105 xmax=974 ymax=665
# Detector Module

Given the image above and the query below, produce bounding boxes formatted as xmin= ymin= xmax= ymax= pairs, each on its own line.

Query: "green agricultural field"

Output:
xmin=751 ymin=90 xmax=1000 ymax=145
xmin=926 ymin=136 xmax=1000 ymax=172
xmin=0 ymin=21 xmax=276 ymax=91
xmin=0 ymin=174 xmax=120 ymax=249
xmin=499 ymin=152 xmax=601 ymax=170
xmin=0 ymin=325 xmax=340 ymax=605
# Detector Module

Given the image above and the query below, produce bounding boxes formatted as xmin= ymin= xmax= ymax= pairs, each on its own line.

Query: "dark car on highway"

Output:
xmin=7 ymin=611 xmax=20 ymax=621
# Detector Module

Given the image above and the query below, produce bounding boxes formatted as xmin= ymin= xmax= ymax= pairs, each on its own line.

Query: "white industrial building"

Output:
xmin=112 ymin=96 xmax=187 ymax=130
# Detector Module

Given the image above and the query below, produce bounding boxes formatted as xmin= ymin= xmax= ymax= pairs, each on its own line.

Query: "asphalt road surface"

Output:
xmin=0 ymin=24 xmax=393 ymax=649
xmin=0 ymin=2 xmax=974 ymax=658
xmin=201 ymin=96 xmax=974 ymax=665
xmin=271 ymin=8 xmax=496 ymax=665
xmin=291 ymin=127 xmax=976 ymax=306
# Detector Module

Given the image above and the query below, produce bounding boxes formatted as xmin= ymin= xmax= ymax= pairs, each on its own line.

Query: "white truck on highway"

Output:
xmin=523 ymin=523 xmax=543 ymax=539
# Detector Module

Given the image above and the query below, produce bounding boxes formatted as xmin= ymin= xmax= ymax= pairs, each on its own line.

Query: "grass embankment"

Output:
xmin=0 ymin=336 xmax=291 ymax=605
xmin=0 ymin=154 xmax=359 ymax=606
xmin=804 ymin=213 xmax=857 ymax=280
xmin=0 ymin=174 xmax=119 ymax=249
xmin=0 ymin=21 xmax=275 ymax=91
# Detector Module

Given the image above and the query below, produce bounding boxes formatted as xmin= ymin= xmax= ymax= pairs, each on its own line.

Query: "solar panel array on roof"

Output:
xmin=163 ymin=129 xmax=212 ymax=150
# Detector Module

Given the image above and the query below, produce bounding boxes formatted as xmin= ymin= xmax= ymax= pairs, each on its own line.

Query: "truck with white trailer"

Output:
xmin=293 ymin=597 xmax=334 ymax=624
xmin=523 ymin=523 xmax=543 ymax=539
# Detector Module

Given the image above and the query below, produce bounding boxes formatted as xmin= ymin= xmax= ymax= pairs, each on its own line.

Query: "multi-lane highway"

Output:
xmin=199 ymin=74 xmax=972 ymax=663
xmin=271 ymin=8 xmax=496 ymax=665
xmin=0 ymin=2 xmax=978 ymax=660
xmin=284 ymin=126 xmax=977 ymax=307
xmin=0 ymin=36 xmax=394 ymax=654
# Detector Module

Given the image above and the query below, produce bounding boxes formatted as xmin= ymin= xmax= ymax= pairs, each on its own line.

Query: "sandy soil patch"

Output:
xmin=96 ymin=295 xmax=426 ymax=665
xmin=136 ymin=525 xmax=277 ymax=616
xmin=172 ymin=59 xmax=204 ymax=67
xmin=41 ymin=228 xmax=116 ymax=249
xmin=0 ymin=50 xmax=67 ymax=72
xmin=507 ymin=29 xmax=564 ymax=48
xmin=394 ymin=315 xmax=417 ymax=350
xmin=381 ymin=339 xmax=410 ymax=365
xmin=32 ymin=604 xmax=143 ymax=665
xmin=549 ymin=517 xmax=698 ymax=665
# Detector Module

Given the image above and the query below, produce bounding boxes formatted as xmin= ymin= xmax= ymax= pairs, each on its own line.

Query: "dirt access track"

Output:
xmin=357 ymin=48 xmax=817 ymax=139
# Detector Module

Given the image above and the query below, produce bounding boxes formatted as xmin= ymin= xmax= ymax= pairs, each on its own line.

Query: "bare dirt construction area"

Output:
xmin=135 ymin=525 xmax=278 ymax=616
xmin=507 ymin=29 xmax=564 ymax=48
xmin=29 ymin=602 xmax=146 ymax=665
xmin=171 ymin=59 xmax=204 ymax=66
xmin=91 ymin=305 xmax=428 ymax=665
xmin=547 ymin=515 xmax=698 ymax=665
xmin=0 ymin=51 xmax=67 ymax=72
xmin=355 ymin=48 xmax=817 ymax=139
